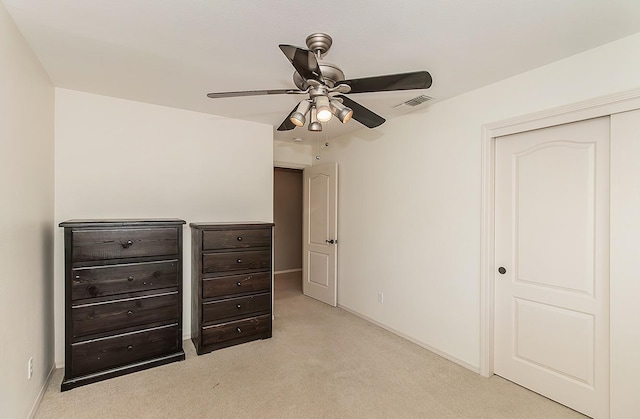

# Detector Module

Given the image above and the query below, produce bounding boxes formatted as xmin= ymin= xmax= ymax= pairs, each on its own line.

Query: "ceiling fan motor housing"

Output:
xmin=291 ymin=32 xmax=346 ymax=89
xmin=293 ymin=61 xmax=345 ymax=89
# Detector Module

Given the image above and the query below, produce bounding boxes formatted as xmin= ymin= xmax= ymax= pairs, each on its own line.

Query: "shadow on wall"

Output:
xmin=41 ymin=222 xmax=55 ymax=365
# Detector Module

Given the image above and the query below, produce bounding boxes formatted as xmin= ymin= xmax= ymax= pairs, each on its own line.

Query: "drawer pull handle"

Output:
xmin=75 ymin=275 xmax=80 ymax=280
xmin=237 ymin=259 xmax=242 ymax=263
xmin=236 ymin=327 xmax=242 ymax=333
xmin=127 ymin=345 xmax=134 ymax=351
xmin=127 ymin=310 xmax=133 ymax=317
xmin=122 ymin=240 xmax=133 ymax=249
xmin=127 ymin=276 xmax=134 ymax=282
xmin=236 ymin=304 xmax=242 ymax=309
xmin=237 ymin=236 xmax=243 ymax=241
xmin=236 ymin=281 xmax=242 ymax=287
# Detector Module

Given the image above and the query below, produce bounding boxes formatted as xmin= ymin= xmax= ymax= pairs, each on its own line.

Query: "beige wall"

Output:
xmin=319 ymin=32 xmax=640 ymax=416
xmin=274 ymin=140 xmax=312 ymax=168
xmin=273 ymin=168 xmax=303 ymax=272
xmin=0 ymin=2 xmax=55 ymax=418
xmin=54 ymin=89 xmax=274 ymax=365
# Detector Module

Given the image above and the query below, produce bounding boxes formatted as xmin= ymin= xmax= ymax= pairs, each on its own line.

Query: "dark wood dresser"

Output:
xmin=190 ymin=222 xmax=274 ymax=355
xmin=59 ymin=219 xmax=186 ymax=391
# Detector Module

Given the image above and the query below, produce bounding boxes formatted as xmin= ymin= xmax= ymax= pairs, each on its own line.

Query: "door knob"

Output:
xmin=326 ymin=239 xmax=336 ymax=244
xmin=498 ymin=267 xmax=506 ymax=274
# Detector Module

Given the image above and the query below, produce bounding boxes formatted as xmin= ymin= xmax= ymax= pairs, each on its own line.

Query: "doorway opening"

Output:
xmin=273 ymin=167 xmax=303 ymax=296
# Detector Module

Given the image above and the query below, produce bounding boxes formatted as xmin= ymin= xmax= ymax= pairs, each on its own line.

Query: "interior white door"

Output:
xmin=494 ymin=117 xmax=610 ymax=418
xmin=303 ymin=163 xmax=338 ymax=306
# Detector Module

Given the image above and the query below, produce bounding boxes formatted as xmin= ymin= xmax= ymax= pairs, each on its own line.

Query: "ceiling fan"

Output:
xmin=206 ymin=33 xmax=432 ymax=132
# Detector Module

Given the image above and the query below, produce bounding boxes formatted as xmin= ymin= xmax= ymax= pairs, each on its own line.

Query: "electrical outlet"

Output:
xmin=28 ymin=357 xmax=33 ymax=380
xmin=378 ymin=292 xmax=384 ymax=303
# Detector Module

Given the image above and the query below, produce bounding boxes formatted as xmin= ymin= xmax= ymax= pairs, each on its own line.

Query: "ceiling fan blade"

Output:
xmin=279 ymin=44 xmax=323 ymax=82
xmin=207 ymin=89 xmax=298 ymax=99
xmin=338 ymin=71 xmax=432 ymax=94
xmin=277 ymin=104 xmax=299 ymax=131
xmin=335 ymin=95 xmax=385 ymax=128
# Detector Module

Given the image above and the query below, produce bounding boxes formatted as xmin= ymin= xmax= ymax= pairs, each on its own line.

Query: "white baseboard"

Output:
xmin=274 ymin=269 xmax=302 ymax=275
xmin=29 ymin=363 xmax=56 ymax=419
xmin=338 ymin=304 xmax=480 ymax=374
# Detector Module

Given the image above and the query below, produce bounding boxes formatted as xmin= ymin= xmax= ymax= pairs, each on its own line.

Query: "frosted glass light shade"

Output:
xmin=315 ymin=96 xmax=332 ymax=122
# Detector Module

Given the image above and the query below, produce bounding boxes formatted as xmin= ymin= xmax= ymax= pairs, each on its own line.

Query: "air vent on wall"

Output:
xmin=393 ymin=94 xmax=433 ymax=109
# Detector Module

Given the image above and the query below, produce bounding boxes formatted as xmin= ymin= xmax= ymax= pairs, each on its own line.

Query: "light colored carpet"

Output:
xmin=35 ymin=273 xmax=586 ymax=418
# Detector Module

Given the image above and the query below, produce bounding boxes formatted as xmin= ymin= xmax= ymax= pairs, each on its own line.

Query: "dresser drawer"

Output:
xmin=202 ymin=250 xmax=271 ymax=274
xmin=202 ymin=228 xmax=271 ymax=251
xmin=72 ymin=227 xmax=179 ymax=262
xmin=203 ymin=272 xmax=271 ymax=298
xmin=202 ymin=293 xmax=271 ymax=324
xmin=70 ymin=324 xmax=179 ymax=377
xmin=201 ymin=314 xmax=271 ymax=347
xmin=72 ymin=292 xmax=179 ymax=338
xmin=71 ymin=260 xmax=179 ymax=300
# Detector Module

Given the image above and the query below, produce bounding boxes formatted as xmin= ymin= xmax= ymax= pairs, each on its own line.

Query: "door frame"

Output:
xmin=480 ymin=87 xmax=640 ymax=378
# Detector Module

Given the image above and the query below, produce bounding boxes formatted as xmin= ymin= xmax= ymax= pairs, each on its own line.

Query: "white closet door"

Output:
xmin=494 ymin=117 xmax=610 ymax=418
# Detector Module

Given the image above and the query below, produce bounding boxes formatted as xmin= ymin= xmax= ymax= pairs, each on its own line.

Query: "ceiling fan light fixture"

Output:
xmin=330 ymin=99 xmax=353 ymax=124
xmin=314 ymin=95 xmax=332 ymax=122
xmin=308 ymin=108 xmax=323 ymax=131
xmin=290 ymin=112 xmax=305 ymax=127
xmin=290 ymin=100 xmax=311 ymax=127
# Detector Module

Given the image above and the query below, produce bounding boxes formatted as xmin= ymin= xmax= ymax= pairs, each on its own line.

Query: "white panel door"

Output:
xmin=303 ymin=163 xmax=337 ymax=306
xmin=494 ymin=117 xmax=610 ymax=418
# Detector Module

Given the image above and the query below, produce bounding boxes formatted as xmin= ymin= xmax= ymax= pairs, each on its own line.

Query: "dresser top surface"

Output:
xmin=59 ymin=219 xmax=186 ymax=228
xmin=189 ymin=222 xmax=274 ymax=229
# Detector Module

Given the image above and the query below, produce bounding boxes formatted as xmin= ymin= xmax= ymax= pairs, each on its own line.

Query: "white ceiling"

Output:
xmin=4 ymin=0 xmax=640 ymax=142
